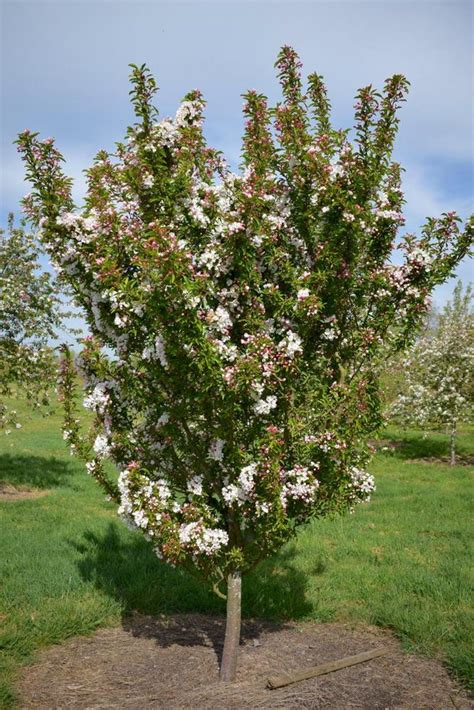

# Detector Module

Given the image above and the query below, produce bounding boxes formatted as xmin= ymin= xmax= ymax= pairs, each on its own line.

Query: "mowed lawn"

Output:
xmin=0 ymin=402 xmax=473 ymax=706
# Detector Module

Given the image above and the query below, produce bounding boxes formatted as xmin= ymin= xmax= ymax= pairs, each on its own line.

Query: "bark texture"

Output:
xmin=450 ymin=422 xmax=457 ymax=466
xmin=219 ymin=571 xmax=242 ymax=682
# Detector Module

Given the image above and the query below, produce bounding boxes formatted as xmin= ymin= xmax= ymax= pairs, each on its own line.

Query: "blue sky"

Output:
xmin=1 ymin=0 xmax=473 ymax=328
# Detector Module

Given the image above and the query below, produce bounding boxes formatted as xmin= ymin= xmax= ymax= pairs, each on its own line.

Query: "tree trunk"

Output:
xmin=450 ymin=421 xmax=457 ymax=466
xmin=219 ymin=570 xmax=242 ymax=682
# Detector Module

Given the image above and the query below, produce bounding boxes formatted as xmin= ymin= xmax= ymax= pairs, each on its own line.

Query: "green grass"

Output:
xmin=1 ymin=402 xmax=473 ymax=706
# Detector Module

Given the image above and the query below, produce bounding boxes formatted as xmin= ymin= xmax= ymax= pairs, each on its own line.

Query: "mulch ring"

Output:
xmin=0 ymin=482 xmax=48 ymax=501
xmin=18 ymin=613 xmax=472 ymax=709
xmin=414 ymin=455 xmax=474 ymax=467
xmin=369 ymin=440 xmax=474 ymax=466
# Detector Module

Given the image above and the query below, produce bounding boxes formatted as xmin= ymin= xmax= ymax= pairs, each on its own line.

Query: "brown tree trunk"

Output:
xmin=219 ymin=570 xmax=242 ymax=682
xmin=450 ymin=421 xmax=457 ymax=466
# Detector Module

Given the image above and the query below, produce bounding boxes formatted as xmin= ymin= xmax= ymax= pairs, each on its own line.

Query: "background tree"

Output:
xmin=16 ymin=47 xmax=473 ymax=680
xmin=0 ymin=215 xmax=67 ymax=430
xmin=391 ymin=282 xmax=474 ymax=464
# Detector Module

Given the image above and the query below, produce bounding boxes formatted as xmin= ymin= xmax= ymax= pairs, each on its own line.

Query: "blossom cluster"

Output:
xmin=391 ymin=282 xmax=474 ymax=444
xmin=17 ymin=48 xmax=473 ymax=577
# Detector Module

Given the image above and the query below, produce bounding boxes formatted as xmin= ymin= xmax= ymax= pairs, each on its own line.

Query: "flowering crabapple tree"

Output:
xmin=391 ymin=281 xmax=474 ymax=465
xmin=0 ymin=214 xmax=67 ymax=431
xmin=17 ymin=47 xmax=473 ymax=680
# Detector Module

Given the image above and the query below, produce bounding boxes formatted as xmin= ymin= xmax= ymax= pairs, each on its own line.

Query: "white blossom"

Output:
xmin=280 ymin=330 xmax=303 ymax=358
xmin=143 ymin=334 xmax=168 ymax=368
xmin=93 ymin=433 xmax=111 ymax=458
xmin=209 ymin=438 xmax=225 ymax=461
xmin=187 ymin=475 xmax=204 ymax=496
xmin=238 ymin=463 xmax=258 ymax=494
xmin=221 ymin=483 xmax=242 ymax=505
xmin=349 ymin=467 xmax=375 ymax=502
xmin=253 ymin=395 xmax=278 ymax=415
xmin=157 ymin=412 xmax=169 ymax=427
xmin=83 ymin=383 xmax=110 ymax=413
xmin=178 ymin=522 xmax=229 ymax=555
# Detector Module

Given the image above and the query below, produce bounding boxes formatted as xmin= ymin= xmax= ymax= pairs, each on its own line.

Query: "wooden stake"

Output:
xmin=267 ymin=647 xmax=389 ymax=689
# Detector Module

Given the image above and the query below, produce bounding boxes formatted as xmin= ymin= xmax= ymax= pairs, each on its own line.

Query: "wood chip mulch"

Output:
xmin=17 ymin=613 xmax=472 ymax=709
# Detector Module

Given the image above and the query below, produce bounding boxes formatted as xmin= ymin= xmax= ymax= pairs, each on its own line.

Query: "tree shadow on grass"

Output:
xmin=0 ymin=453 xmax=75 ymax=489
xmin=72 ymin=522 xmax=313 ymax=664
xmin=377 ymin=432 xmax=455 ymax=461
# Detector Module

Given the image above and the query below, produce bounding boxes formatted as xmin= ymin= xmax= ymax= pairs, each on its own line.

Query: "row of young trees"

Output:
xmin=0 ymin=215 xmax=67 ymax=431
xmin=4 ymin=46 xmax=473 ymax=679
xmin=391 ymin=281 xmax=473 ymax=464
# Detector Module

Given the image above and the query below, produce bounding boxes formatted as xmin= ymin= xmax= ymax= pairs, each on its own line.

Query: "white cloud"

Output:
xmin=402 ymin=163 xmax=472 ymax=227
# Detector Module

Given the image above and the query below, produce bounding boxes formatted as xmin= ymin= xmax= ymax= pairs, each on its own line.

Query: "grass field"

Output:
xmin=0 ymin=402 xmax=473 ymax=707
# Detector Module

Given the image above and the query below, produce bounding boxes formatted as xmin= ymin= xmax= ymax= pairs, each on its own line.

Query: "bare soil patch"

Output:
xmin=369 ymin=439 xmax=474 ymax=466
xmin=415 ymin=455 xmax=474 ymax=467
xmin=18 ymin=613 xmax=472 ymax=709
xmin=0 ymin=482 xmax=48 ymax=501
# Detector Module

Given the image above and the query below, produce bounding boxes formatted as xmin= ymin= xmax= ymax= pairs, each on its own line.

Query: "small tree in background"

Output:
xmin=0 ymin=215 xmax=67 ymax=431
xmin=391 ymin=282 xmax=474 ymax=464
xmin=17 ymin=47 xmax=473 ymax=680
